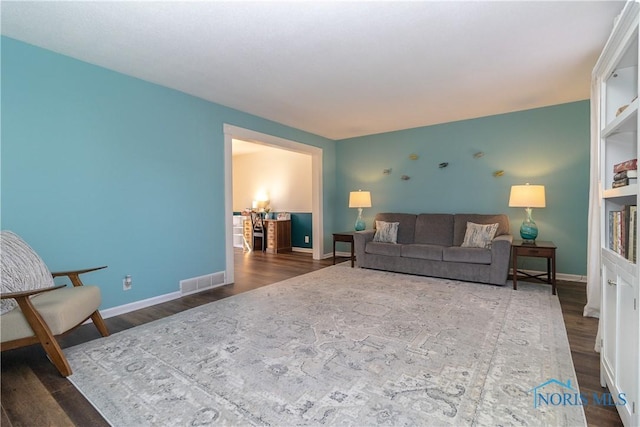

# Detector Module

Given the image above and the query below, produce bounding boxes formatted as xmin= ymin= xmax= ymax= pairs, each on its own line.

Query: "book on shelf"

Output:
xmin=608 ymin=205 xmax=638 ymax=262
xmin=613 ymin=158 xmax=638 ymax=173
xmin=613 ymin=170 xmax=638 ymax=180
xmin=630 ymin=206 xmax=637 ymax=263
xmin=612 ymin=177 xmax=638 ymax=188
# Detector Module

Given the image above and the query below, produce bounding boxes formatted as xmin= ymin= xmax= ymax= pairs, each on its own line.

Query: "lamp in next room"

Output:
xmin=349 ymin=190 xmax=372 ymax=231
xmin=509 ymin=183 xmax=546 ymax=243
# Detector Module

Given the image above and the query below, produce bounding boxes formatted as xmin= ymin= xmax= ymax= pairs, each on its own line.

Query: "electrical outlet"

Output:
xmin=123 ymin=275 xmax=132 ymax=291
xmin=304 ymin=236 xmax=309 ymax=243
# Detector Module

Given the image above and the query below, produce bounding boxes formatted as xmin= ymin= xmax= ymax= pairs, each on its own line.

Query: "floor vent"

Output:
xmin=180 ymin=271 xmax=225 ymax=296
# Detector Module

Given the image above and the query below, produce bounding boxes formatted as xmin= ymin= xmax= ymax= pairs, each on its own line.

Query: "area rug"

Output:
xmin=66 ymin=264 xmax=586 ymax=426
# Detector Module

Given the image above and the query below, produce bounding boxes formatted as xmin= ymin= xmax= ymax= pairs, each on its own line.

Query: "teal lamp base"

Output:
xmin=354 ymin=208 xmax=366 ymax=231
xmin=520 ymin=207 xmax=538 ymax=243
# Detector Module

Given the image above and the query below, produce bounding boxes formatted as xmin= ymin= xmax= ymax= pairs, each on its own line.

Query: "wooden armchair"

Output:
xmin=0 ymin=231 xmax=110 ymax=377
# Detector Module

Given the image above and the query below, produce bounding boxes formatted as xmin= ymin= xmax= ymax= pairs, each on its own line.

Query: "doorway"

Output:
xmin=223 ymin=125 xmax=324 ymax=284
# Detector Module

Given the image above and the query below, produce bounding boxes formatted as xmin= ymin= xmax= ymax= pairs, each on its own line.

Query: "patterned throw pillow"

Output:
xmin=461 ymin=222 xmax=499 ymax=249
xmin=1 ymin=231 xmax=55 ymax=314
xmin=373 ymin=221 xmax=400 ymax=244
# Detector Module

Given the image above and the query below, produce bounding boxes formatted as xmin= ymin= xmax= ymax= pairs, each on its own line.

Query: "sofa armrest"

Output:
xmin=490 ymin=234 xmax=513 ymax=284
xmin=353 ymin=230 xmax=375 ymax=267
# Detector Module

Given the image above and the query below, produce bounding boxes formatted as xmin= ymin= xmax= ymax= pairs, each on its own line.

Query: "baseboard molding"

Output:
xmin=99 ymin=291 xmax=183 ymax=319
xmin=99 ymin=271 xmax=228 ymax=319
xmin=292 ymin=247 xmax=313 ymax=254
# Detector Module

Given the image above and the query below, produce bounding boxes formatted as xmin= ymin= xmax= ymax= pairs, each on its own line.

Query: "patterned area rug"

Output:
xmin=67 ymin=264 xmax=586 ymax=426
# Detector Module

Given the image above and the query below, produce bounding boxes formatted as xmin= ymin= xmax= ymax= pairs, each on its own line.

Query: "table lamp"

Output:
xmin=509 ymin=183 xmax=546 ymax=243
xmin=349 ymin=190 xmax=372 ymax=231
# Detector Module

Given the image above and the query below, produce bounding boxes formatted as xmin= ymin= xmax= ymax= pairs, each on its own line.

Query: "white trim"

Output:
xmin=223 ymin=130 xmax=235 ymax=284
xmin=99 ymin=291 xmax=183 ymax=319
xmin=333 ymin=250 xmax=353 ymax=258
xmin=292 ymin=247 xmax=313 ymax=254
xmin=223 ymin=125 xmax=324 ymax=284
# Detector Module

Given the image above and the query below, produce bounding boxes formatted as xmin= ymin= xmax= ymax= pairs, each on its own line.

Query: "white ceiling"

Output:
xmin=1 ymin=1 xmax=626 ymax=140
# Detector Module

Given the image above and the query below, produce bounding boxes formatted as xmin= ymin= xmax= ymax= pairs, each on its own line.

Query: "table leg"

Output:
xmin=350 ymin=241 xmax=354 ymax=268
xmin=551 ymin=254 xmax=556 ymax=295
xmin=512 ymin=251 xmax=518 ymax=290
xmin=333 ymin=239 xmax=336 ymax=265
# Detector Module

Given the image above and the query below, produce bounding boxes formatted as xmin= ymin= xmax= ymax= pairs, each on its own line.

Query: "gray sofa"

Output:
xmin=353 ymin=213 xmax=513 ymax=285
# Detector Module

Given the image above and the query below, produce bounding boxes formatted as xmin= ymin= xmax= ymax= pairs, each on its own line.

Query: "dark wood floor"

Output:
xmin=1 ymin=250 xmax=623 ymax=426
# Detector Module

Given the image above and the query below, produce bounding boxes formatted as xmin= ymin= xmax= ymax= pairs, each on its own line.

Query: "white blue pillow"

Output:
xmin=373 ymin=221 xmax=399 ymax=244
xmin=461 ymin=222 xmax=499 ymax=248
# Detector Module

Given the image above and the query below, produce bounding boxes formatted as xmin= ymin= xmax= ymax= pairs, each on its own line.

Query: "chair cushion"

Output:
xmin=1 ymin=231 xmax=55 ymax=315
xmin=365 ymin=242 xmax=403 ymax=257
xmin=401 ymin=244 xmax=444 ymax=261
xmin=442 ymin=247 xmax=492 ymax=264
xmin=414 ymin=214 xmax=454 ymax=246
xmin=1 ymin=285 xmax=102 ymax=342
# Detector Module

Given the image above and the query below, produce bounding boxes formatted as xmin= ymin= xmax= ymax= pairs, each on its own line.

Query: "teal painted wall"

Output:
xmin=291 ymin=213 xmax=312 ymax=248
xmin=336 ymin=101 xmax=590 ymax=276
xmin=1 ymin=37 xmax=336 ymax=309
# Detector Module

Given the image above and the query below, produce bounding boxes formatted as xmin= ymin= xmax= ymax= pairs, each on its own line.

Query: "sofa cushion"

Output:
xmin=453 ymin=214 xmax=510 ymax=246
xmin=373 ymin=221 xmax=399 ymax=243
xmin=401 ymin=244 xmax=443 ymax=261
xmin=374 ymin=213 xmax=417 ymax=244
xmin=443 ymin=247 xmax=492 ymax=264
xmin=414 ymin=214 xmax=454 ymax=246
xmin=365 ymin=242 xmax=403 ymax=257
xmin=461 ymin=222 xmax=499 ymax=248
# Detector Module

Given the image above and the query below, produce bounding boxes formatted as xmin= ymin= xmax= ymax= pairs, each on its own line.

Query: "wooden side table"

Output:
xmin=333 ymin=232 xmax=356 ymax=267
xmin=511 ymin=240 xmax=557 ymax=294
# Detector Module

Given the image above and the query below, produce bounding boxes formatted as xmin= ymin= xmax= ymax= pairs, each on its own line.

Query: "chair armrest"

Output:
xmin=353 ymin=230 xmax=376 ymax=267
xmin=1 ymin=284 xmax=66 ymax=299
xmin=51 ymin=266 xmax=107 ymax=287
xmin=489 ymin=234 xmax=513 ymax=284
xmin=51 ymin=266 xmax=107 ymax=277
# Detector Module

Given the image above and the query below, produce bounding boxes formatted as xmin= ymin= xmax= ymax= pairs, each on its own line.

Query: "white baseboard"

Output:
xmin=99 ymin=270 xmax=228 ymax=319
xmin=292 ymin=247 xmax=313 ymax=254
xmin=99 ymin=291 xmax=183 ymax=319
xmin=333 ymin=250 xmax=353 ymax=258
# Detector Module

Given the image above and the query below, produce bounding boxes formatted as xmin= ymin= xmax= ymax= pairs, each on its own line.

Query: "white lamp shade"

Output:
xmin=252 ymin=200 xmax=269 ymax=210
xmin=349 ymin=191 xmax=372 ymax=208
xmin=509 ymin=184 xmax=546 ymax=208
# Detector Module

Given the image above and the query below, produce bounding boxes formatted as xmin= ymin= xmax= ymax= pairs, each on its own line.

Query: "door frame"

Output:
xmin=223 ymin=124 xmax=324 ymax=283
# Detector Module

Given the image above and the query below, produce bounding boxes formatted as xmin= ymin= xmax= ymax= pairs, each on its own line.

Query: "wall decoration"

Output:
xmin=383 ymin=168 xmax=392 ymax=175
xmin=439 ymin=162 xmax=449 ymax=168
xmin=409 ymin=154 xmax=419 ymax=160
xmin=401 ymin=175 xmax=411 ymax=180
xmin=474 ymin=152 xmax=485 ymax=159
xmin=493 ymin=170 xmax=505 ymax=177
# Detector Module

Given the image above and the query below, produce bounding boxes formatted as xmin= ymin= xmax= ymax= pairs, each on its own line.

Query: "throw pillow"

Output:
xmin=1 ymin=230 xmax=55 ymax=314
xmin=373 ymin=221 xmax=399 ymax=244
xmin=461 ymin=222 xmax=499 ymax=249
